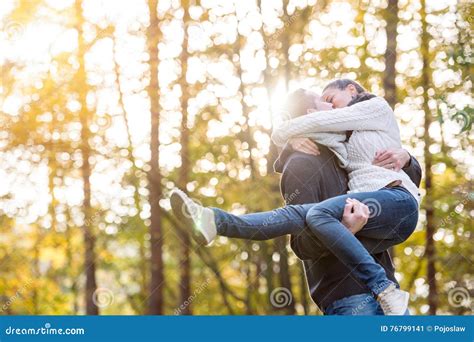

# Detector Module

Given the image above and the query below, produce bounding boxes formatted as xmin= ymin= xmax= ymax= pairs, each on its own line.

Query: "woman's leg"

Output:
xmin=348 ymin=187 xmax=418 ymax=253
xmin=212 ymin=204 xmax=314 ymax=240
xmin=305 ymin=187 xmax=418 ymax=296
xmin=171 ymin=189 xmax=314 ymax=245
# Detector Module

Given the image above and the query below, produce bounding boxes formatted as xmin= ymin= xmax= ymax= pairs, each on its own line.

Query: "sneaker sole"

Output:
xmin=400 ymin=291 xmax=410 ymax=315
xmin=170 ymin=190 xmax=208 ymax=246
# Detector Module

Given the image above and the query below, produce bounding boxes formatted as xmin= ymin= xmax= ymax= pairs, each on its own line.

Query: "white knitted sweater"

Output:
xmin=272 ymin=96 xmax=421 ymax=204
xmin=299 ymin=131 xmax=349 ymax=167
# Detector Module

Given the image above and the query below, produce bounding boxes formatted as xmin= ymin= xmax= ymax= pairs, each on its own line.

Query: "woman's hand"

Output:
xmin=373 ymin=148 xmax=410 ymax=171
xmin=342 ymin=198 xmax=370 ymax=234
xmin=288 ymin=137 xmax=320 ymax=156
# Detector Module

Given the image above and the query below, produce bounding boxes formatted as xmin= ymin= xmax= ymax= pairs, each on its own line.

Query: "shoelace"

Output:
xmin=180 ymin=191 xmax=202 ymax=220
xmin=188 ymin=202 xmax=201 ymax=220
xmin=380 ymin=298 xmax=394 ymax=312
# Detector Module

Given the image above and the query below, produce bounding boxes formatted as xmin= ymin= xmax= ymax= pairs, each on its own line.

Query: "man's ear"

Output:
xmin=347 ymin=84 xmax=357 ymax=95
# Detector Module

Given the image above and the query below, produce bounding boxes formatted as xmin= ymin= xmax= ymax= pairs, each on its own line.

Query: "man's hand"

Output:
xmin=288 ymin=137 xmax=320 ymax=156
xmin=373 ymin=148 xmax=410 ymax=171
xmin=341 ymin=198 xmax=370 ymax=234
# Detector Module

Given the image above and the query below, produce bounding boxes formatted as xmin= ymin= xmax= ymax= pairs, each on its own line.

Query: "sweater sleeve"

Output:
xmin=271 ymin=97 xmax=392 ymax=147
xmin=402 ymin=154 xmax=422 ymax=188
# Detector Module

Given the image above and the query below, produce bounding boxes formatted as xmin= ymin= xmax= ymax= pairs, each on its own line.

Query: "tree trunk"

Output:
xmin=146 ymin=0 xmax=165 ymax=315
xmin=257 ymin=0 xmax=279 ymax=174
xmin=420 ymin=0 xmax=438 ymax=315
xmin=275 ymin=237 xmax=295 ymax=314
xmin=299 ymin=263 xmax=309 ymax=315
xmin=274 ymin=0 xmax=296 ymax=315
xmin=261 ymin=241 xmax=274 ymax=310
xmin=65 ymin=209 xmax=79 ymax=314
xmin=383 ymin=0 xmax=399 ymax=259
xmin=177 ymin=0 xmax=192 ymax=315
xmin=383 ymin=0 xmax=398 ymax=108
xmin=32 ymin=231 xmax=40 ymax=314
xmin=244 ymin=251 xmax=254 ymax=314
xmin=74 ymin=0 xmax=98 ymax=315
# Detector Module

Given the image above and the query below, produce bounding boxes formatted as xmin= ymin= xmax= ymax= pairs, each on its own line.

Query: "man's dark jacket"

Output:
xmin=274 ymin=143 xmax=422 ymax=311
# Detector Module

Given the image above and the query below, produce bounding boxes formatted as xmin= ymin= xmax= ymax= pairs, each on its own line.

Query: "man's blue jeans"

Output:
xmin=325 ymin=293 xmax=410 ymax=315
xmin=212 ymin=186 xmax=418 ymax=296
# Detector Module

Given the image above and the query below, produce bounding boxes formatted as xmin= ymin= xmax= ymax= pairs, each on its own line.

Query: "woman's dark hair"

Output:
xmin=347 ymin=92 xmax=376 ymax=106
xmin=323 ymin=78 xmax=376 ymax=107
xmin=322 ymin=78 xmax=366 ymax=94
xmin=322 ymin=80 xmax=376 ymax=142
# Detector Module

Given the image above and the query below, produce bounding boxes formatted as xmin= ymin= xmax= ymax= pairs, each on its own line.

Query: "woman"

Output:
xmin=170 ymin=79 xmax=420 ymax=315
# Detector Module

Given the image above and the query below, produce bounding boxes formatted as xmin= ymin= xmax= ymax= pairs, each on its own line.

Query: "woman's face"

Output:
xmin=321 ymin=84 xmax=358 ymax=108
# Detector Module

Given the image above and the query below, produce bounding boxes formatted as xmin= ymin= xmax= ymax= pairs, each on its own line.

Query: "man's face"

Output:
xmin=321 ymin=84 xmax=357 ymax=108
xmin=305 ymin=90 xmax=333 ymax=112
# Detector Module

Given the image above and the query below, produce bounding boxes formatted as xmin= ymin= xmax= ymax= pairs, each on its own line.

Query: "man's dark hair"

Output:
xmin=322 ymin=79 xmax=376 ymax=107
xmin=283 ymin=88 xmax=319 ymax=119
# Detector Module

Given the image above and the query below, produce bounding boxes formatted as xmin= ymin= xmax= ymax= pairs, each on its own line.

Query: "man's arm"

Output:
xmin=273 ymin=142 xmax=294 ymax=174
xmin=273 ymin=139 xmax=321 ymax=174
xmin=402 ymin=155 xmax=422 ymax=187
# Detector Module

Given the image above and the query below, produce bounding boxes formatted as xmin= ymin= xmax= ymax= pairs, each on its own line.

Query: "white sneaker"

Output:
xmin=170 ymin=189 xmax=217 ymax=246
xmin=377 ymin=284 xmax=409 ymax=315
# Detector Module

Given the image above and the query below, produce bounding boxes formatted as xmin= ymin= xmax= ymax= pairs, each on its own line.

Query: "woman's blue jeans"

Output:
xmin=212 ymin=186 xmax=418 ymax=296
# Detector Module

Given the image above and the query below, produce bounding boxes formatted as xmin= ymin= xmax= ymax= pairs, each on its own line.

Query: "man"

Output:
xmin=275 ymin=139 xmax=422 ymax=315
